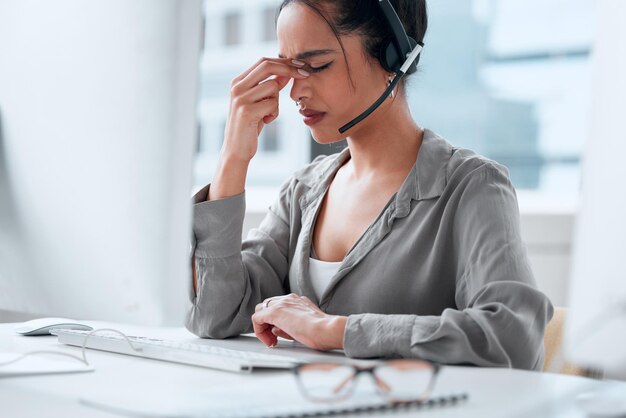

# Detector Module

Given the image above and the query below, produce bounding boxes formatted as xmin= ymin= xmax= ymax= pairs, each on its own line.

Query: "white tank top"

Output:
xmin=308 ymin=257 xmax=342 ymax=301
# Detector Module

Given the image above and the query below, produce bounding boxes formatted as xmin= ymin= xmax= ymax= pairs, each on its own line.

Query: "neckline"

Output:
xmin=308 ymin=256 xmax=342 ymax=265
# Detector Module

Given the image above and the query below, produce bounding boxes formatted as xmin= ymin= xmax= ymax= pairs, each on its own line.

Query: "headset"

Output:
xmin=338 ymin=0 xmax=424 ymax=134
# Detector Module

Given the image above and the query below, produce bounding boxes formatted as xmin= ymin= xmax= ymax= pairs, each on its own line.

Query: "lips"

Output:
xmin=299 ymin=109 xmax=325 ymax=117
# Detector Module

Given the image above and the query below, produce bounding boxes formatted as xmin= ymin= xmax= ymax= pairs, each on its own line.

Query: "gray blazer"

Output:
xmin=186 ymin=129 xmax=554 ymax=370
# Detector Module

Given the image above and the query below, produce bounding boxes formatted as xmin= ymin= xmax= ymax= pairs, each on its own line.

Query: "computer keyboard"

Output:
xmin=51 ymin=329 xmax=301 ymax=373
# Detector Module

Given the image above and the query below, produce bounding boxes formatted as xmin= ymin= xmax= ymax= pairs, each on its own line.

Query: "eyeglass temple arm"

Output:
xmin=418 ymin=363 xmax=442 ymax=402
xmin=331 ymin=370 xmax=357 ymax=395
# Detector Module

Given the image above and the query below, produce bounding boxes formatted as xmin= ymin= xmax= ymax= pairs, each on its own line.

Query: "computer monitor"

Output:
xmin=0 ymin=0 xmax=202 ymax=326
xmin=564 ymin=0 xmax=626 ymax=378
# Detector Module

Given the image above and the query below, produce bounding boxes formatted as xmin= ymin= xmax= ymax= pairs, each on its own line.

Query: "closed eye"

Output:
xmin=309 ymin=61 xmax=333 ymax=73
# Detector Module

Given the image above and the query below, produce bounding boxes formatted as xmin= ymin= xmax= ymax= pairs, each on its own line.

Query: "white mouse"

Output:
xmin=14 ymin=317 xmax=94 ymax=336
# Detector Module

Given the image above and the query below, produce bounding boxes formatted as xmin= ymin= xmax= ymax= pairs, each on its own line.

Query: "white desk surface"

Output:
xmin=0 ymin=322 xmax=623 ymax=418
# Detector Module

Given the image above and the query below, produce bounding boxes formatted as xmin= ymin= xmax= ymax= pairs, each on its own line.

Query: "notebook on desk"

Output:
xmin=80 ymin=373 xmax=468 ymax=418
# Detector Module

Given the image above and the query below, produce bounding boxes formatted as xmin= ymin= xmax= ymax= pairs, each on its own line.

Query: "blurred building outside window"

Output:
xmin=224 ymin=11 xmax=242 ymax=46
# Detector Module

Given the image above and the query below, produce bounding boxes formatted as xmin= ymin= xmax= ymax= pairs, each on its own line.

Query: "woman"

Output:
xmin=187 ymin=0 xmax=554 ymax=370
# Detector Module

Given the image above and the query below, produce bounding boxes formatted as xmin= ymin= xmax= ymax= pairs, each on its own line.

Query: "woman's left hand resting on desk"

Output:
xmin=252 ymin=293 xmax=347 ymax=351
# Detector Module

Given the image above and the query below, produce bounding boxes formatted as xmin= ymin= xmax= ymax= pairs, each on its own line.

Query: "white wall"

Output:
xmin=520 ymin=212 xmax=574 ymax=307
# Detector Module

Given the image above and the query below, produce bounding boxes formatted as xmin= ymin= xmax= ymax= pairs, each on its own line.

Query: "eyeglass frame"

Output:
xmin=292 ymin=359 xmax=442 ymax=404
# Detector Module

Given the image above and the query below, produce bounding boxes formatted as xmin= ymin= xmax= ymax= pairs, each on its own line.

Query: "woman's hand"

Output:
xmin=251 ymin=294 xmax=347 ymax=351
xmin=223 ymin=57 xmax=310 ymax=164
xmin=208 ymin=58 xmax=309 ymax=201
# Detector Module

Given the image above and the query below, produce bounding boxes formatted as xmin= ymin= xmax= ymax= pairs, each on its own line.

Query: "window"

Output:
xmin=408 ymin=0 xmax=592 ymax=194
xmin=197 ymin=0 xmax=593 ymax=198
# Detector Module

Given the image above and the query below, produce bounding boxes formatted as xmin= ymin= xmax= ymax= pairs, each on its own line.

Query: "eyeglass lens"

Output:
xmin=296 ymin=363 xmax=357 ymax=401
xmin=296 ymin=360 xmax=435 ymax=402
xmin=373 ymin=360 xmax=435 ymax=401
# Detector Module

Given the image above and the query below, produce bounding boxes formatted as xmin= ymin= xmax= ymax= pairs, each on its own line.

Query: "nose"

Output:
xmin=290 ymin=77 xmax=311 ymax=104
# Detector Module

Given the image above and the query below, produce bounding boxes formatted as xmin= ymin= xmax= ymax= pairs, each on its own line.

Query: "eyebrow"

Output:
xmin=278 ymin=49 xmax=337 ymax=60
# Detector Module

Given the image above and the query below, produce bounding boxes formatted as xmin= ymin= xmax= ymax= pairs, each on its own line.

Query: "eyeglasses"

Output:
xmin=293 ymin=360 xmax=441 ymax=403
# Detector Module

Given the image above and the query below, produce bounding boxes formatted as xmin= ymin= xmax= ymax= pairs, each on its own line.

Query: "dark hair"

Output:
xmin=276 ymin=0 xmax=428 ymax=95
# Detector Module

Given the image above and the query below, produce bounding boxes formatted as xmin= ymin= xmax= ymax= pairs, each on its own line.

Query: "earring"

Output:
xmin=296 ymin=101 xmax=300 ymax=107
xmin=387 ymin=76 xmax=395 ymax=99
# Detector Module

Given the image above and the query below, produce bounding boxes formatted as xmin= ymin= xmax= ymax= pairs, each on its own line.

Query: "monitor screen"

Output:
xmin=0 ymin=0 xmax=202 ymax=326
xmin=564 ymin=0 xmax=626 ymax=377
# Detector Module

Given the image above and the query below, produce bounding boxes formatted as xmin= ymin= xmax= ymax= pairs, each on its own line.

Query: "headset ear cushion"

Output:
xmin=378 ymin=36 xmax=420 ymax=74
xmin=379 ymin=38 xmax=399 ymax=73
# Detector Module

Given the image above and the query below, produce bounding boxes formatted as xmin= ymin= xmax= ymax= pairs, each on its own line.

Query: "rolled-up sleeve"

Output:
xmin=185 ymin=181 xmax=293 ymax=339
xmin=343 ymin=164 xmax=554 ymax=370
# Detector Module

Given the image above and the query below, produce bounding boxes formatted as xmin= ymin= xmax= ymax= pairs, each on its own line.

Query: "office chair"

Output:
xmin=543 ymin=306 xmax=594 ymax=377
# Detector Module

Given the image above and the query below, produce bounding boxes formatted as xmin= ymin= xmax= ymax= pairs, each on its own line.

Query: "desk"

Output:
xmin=0 ymin=322 xmax=623 ymax=417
